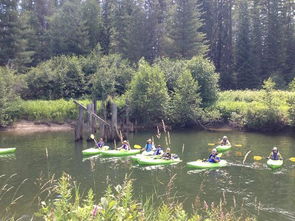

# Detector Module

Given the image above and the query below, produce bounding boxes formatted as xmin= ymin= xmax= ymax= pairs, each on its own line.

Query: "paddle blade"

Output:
xmin=134 ymin=144 xmax=142 ymax=149
xmin=289 ymin=157 xmax=295 ymax=162
xmin=253 ymin=156 xmax=262 ymax=161
xmin=235 ymin=144 xmax=242 ymax=147
xmin=217 ymin=153 xmax=223 ymax=158
xmin=208 ymin=143 xmax=216 ymax=146
xmin=90 ymin=134 xmax=95 ymax=139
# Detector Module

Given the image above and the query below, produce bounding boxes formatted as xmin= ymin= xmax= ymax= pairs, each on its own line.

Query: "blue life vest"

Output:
xmin=208 ymin=154 xmax=220 ymax=163
xmin=154 ymin=148 xmax=162 ymax=155
xmin=122 ymin=144 xmax=128 ymax=150
xmin=145 ymin=143 xmax=153 ymax=152
xmin=272 ymin=152 xmax=279 ymax=160
xmin=97 ymin=141 xmax=104 ymax=148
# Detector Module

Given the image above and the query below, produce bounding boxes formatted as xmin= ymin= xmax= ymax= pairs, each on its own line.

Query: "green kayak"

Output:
xmin=100 ymin=149 xmax=141 ymax=157
xmin=0 ymin=148 xmax=16 ymax=155
xmin=216 ymin=145 xmax=231 ymax=152
xmin=267 ymin=159 xmax=283 ymax=169
xmin=187 ymin=160 xmax=227 ymax=169
xmin=82 ymin=146 xmax=109 ymax=156
xmin=137 ymin=157 xmax=181 ymax=166
xmin=131 ymin=151 xmax=155 ymax=162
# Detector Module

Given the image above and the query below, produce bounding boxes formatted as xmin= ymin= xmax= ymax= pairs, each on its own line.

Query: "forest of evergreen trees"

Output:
xmin=0 ymin=0 xmax=294 ymax=90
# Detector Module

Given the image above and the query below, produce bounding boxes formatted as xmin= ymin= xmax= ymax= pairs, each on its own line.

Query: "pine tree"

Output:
xmin=281 ymin=0 xmax=295 ymax=82
xmin=100 ymin=0 xmax=115 ymax=55
xmin=49 ymin=0 xmax=90 ymax=56
xmin=235 ymin=0 xmax=256 ymax=89
xmin=0 ymin=0 xmax=19 ymax=66
xmin=250 ymin=0 xmax=263 ymax=85
xmin=199 ymin=0 xmax=234 ymax=89
xmin=82 ymin=0 xmax=102 ymax=50
xmin=142 ymin=0 xmax=169 ymax=62
xmin=262 ymin=0 xmax=285 ymax=78
xmin=169 ymin=0 xmax=207 ymax=59
xmin=110 ymin=0 xmax=145 ymax=62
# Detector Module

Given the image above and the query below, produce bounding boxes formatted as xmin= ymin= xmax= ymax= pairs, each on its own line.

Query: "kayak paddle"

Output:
xmin=90 ymin=134 xmax=99 ymax=146
xmin=234 ymin=144 xmax=243 ymax=147
xmin=134 ymin=144 xmax=142 ymax=149
xmin=253 ymin=156 xmax=262 ymax=161
xmin=289 ymin=157 xmax=295 ymax=162
xmin=208 ymin=143 xmax=217 ymax=146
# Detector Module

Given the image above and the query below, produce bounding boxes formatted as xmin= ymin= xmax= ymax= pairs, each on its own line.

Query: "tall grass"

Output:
xmin=10 ymin=99 xmax=97 ymax=123
xmin=215 ymin=90 xmax=295 ymax=131
xmin=35 ymin=173 xmax=256 ymax=221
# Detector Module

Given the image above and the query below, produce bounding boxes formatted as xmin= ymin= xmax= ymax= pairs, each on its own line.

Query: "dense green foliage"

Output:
xmin=0 ymin=68 xmax=20 ymax=127
xmin=0 ymin=0 xmax=294 ymax=89
xmin=127 ymin=60 xmax=169 ymax=124
xmin=216 ymin=86 xmax=295 ymax=131
xmin=35 ymin=174 xmax=255 ymax=221
xmin=170 ymin=70 xmax=202 ymax=126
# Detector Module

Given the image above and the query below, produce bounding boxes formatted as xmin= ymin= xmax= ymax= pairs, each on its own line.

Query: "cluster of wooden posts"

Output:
xmin=73 ymin=100 xmax=132 ymax=142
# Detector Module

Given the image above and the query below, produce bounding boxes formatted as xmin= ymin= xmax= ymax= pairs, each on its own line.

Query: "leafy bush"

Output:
xmin=0 ymin=67 xmax=20 ymax=127
xmin=24 ymin=56 xmax=86 ymax=99
xmin=169 ymin=70 xmax=202 ymax=127
xmin=155 ymin=58 xmax=187 ymax=92
xmin=127 ymin=59 xmax=169 ymax=124
xmin=188 ymin=56 xmax=219 ymax=107
xmin=287 ymin=96 xmax=295 ymax=126
xmin=91 ymin=54 xmax=134 ymax=100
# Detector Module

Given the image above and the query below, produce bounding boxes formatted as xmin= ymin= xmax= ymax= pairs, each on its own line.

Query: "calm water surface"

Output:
xmin=0 ymin=129 xmax=295 ymax=220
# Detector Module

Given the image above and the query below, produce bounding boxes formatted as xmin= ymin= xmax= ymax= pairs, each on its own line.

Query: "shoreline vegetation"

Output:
xmin=1 ymin=89 xmax=295 ymax=133
xmin=1 ymin=173 xmax=256 ymax=220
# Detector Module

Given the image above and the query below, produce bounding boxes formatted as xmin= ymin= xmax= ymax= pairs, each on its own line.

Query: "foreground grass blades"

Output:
xmin=35 ymin=173 xmax=256 ymax=221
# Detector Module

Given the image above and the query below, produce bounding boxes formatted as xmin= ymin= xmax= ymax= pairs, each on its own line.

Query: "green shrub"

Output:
xmin=0 ymin=67 xmax=20 ymax=127
xmin=127 ymin=59 xmax=169 ymax=124
xmin=91 ymin=54 xmax=134 ymax=100
xmin=287 ymin=96 xmax=295 ymax=126
xmin=169 ymin=70 xmax=202 ymax=127
xmin=188 ymin=56 xmax=219 ymax=107
xmin=24 ymin=56 xmax=86 ymax=99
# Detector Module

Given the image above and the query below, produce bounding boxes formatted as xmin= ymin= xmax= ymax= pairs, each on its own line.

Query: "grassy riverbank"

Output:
xmin=216 ymin=90 xmax=295 ymax=131
xmin=4 ymin=90 xmax=295 ymax=131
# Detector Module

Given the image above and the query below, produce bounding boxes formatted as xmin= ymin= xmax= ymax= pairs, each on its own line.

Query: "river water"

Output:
xmin=0 ymin=129 xmax=295 ymax=220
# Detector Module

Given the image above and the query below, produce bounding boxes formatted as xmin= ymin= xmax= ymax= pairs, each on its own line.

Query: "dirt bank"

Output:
xmin=0 ymin=120 xmax=74 ymax=134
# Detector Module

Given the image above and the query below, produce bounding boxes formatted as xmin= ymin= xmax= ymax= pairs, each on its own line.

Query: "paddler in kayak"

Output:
xmin=219 ymin=136 xmax=231 ymax=146
xmin=96 ymin=138 xmax=105 ymax=149
xmin=154 ymin=145 xmax=163 ymax=156
xmin=162 ymin=147 xmax=172 ymax=160
xmin=207 ymin=148 xmax=220 ymax=163
xmin=144 ymin=139 xmax=155 ymax=152
xmin=267 ymin=147 xmax=283 ymax=160
xmin=118 ymin=140 xmax=130 ymax=151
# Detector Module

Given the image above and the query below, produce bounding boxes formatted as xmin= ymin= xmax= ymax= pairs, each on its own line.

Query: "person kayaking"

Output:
xmin=220 ymin=136 xmax=231 ymax=146
xmin=96 ymin=138 xmax=105 ymax=149
xmin=162 ymin=147 xmax=172 ymax=160
xmin=207 ymin=148 xmax=220 ymax=163
xmin=154 ymin=145 xmax=163 ymax=156
xmin=118 ymin=140 xmax=130 ymax=151
xmin=267 ymin=147 xmax=283 ymax=160
xmin=144 ymin=139 xmax=154 ymax=152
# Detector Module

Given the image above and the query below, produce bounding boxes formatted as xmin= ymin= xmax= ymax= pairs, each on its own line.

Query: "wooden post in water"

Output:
xmin=75 ymin=105 xmax=84 ymax=141
xmin=73 ymin=100 xmax=112 ymax=142
xmin=87 ymin=103 xmax=95 ymax=135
